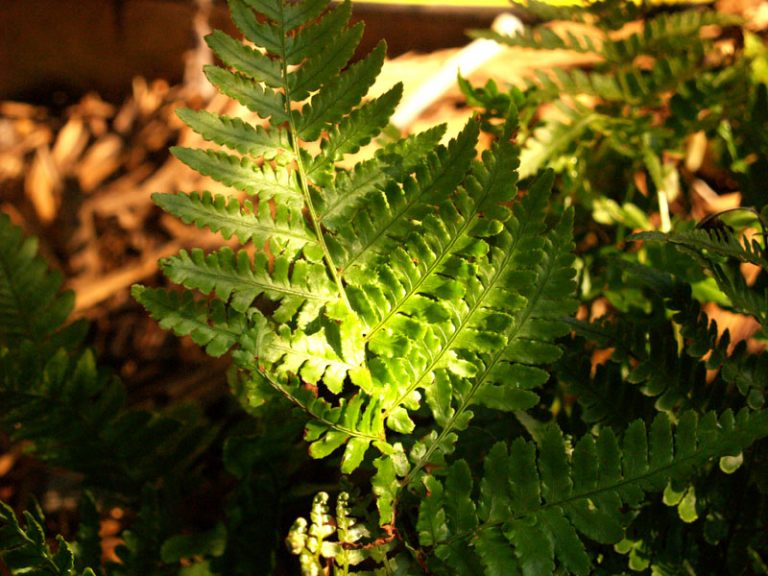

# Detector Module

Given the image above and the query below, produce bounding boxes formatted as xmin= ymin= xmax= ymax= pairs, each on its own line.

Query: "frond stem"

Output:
xmin=260 ymin=368 xmax=383 ymax=442
xmin=278 ymin=4 xmax=351 ymax=311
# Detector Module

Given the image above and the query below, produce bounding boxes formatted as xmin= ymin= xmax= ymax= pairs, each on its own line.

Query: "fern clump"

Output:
xmin=129 ymin=0 xmax=768 ymax=572
xmin=136 ymin=0 xmax=579 ymax=498
xmin=2 ymin=0 xmax=768 ymax=574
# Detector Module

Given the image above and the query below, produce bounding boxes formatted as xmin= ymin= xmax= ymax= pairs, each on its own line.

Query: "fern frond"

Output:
xmin=1 ymin=343 xmax=214 ymax=492
xmin=286 ymin=491 xmax=393 ymax=574
xmin=237 ymin=305 xmax=368 ymax=392
xmin=632 ymin=228 xmax=768 ymax=324
xmin=296 ymin=41 xmax=387 ymax=141
xmin=159 ymin=247 xmax=335 ymax=317
xmin=231 ymin=360 xmax=384 ymax=473
xmin=175 ymin=108 xmax=290 ymax=159
xmin=472 ymin=25 xmax=600 ymax=55
xmin=171 ymin=147 xmax=302 ymax=207
xmin=0 ymin=501 xmax=97 ymax=576
xmin=132 ymin=286 xmax=246 ymax=357
xmin=312 ymin=124 xmax=445 ymax=229
xmin=407 ymin=190 xmax=577 ymax=474
xmin=632 ymin=229 xmax=768 ymax=269
xmin=317 ymin=83 xmax=403 ymax=164
xmin=0 ymin=213 xmax=81 ymax=347
xmin=204 ymin=65 xmax=289 ymax=123
xmin=334 ymin=120 xmax=480 ymax=275
xmin=152 ymin=191 xmax=316 ymax=255
xmin=528 ymin=49 xmax=700 ymax=104
xmin=603 ymin=10 xmax=738 ymax=65
xmin=519 ymin=106 xmax=596 ymax=178
xmin=560 ymin=261 xmax=767 ymax=422
xmin=416 ymin=409 xmax=768 ymax=574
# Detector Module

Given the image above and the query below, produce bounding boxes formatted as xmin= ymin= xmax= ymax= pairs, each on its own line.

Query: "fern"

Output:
xmin=0 ymin=213 xmax=86 ymax=351
xmin=134 ymin=0 xmax=578 ymax=491
xmin=413 ymin=409 xmax=768 ymax=575
xmin=115 ymin=1 xmax=768 ymax=573
xmin=0 ymin=501 xmax=97 ymax=576
xmin=559 ymin=262 xmax=767 ymax=424
xmin=0 ymin=1 xmax=753 ymax=574
xmin=632 ymin=220 xmax=768 ymax=325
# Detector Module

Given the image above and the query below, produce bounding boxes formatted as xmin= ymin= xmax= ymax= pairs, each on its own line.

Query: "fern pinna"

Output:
xmin=131 ymin=0 xmax=768 ymax=573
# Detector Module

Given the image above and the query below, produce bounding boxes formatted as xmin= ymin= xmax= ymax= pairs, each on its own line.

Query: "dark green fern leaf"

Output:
xmin=416 ymin=409 xmax=768 ymax=574
xmin=0 ymin=501 xmax=97 ymax=576
xmin=0 ymin=213 xmax=85 ymax=349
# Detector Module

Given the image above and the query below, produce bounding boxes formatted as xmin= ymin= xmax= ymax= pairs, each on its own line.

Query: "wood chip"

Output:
xmin=76 ymin=134 xmax=123 ymax=193
xmin=25 ymin=145 xmax=60 ymax=224
xmin=0 ymin=151 xmax=24 ymax=180
xmin=69 ymin=240 xmax=182 ymax=313
xmin=52 ymin=116 xmax=90 ymax=173
xmin=685 ymin=131 xmax=708 ymax=173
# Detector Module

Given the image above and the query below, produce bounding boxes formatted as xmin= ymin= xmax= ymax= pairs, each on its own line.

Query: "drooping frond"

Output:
xmin=415 ymin=409 xmax=768 ymax=575
xmin=559 ymin=261 xmax=767 ymax=422
xmin=632 ymin=227 xmax=768 ymax=325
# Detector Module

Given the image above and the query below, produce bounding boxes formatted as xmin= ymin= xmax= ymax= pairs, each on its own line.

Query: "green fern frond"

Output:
xmin=204 ymin=65 xmax=289 ymax=122
xmin=331 ymin=120 xmax=480 ymax=274
xmin=171 ymin=147 xmax=302 ymax=207
xmin=415 ymin=409 xmax=768 ymax=574
xmin=175 ymin=108 xmax=290 ymax=159
xmin=0 ymin=213 xmax=83 ymax=348
xmin=472 ymin=24 xmax=599 ymax=54
xmin=560 ymin=261 xmax=767 ymax=421
xmin=152 ymin=191 xmax=316 ymax=255
xmin=632 ymin=228 xmax=768 ymax=269
xmin=132 ymin=286 xmax=246 ymax=357
xmin=603 ymin=10 xmax=737 ymax=65
xmin=230 ymin=363 xmax=384 ymax=472
xmin=296 ymin=41 xmax=386 ymax=141
xmin=481 ymin=3 xmax=732 ymax=65
xmin=312 ymin=124 xmax=445 ymax=229
xmin=518 ymin=106 xmax=595 ymax=178
xmin=0 ymin=501 xmax=97 ymax=576
xmin=160 ymin=247 xmax=336 ymax=316
xmin=632 ymin=228 xmax=768 ymax=324
xmin=406 ymin=188 xmax=577 ymax=475
xmin=1 ymin=344 xmax=214 ymax=492
xmin=527 ymin=49 xmax=701 ymax=104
